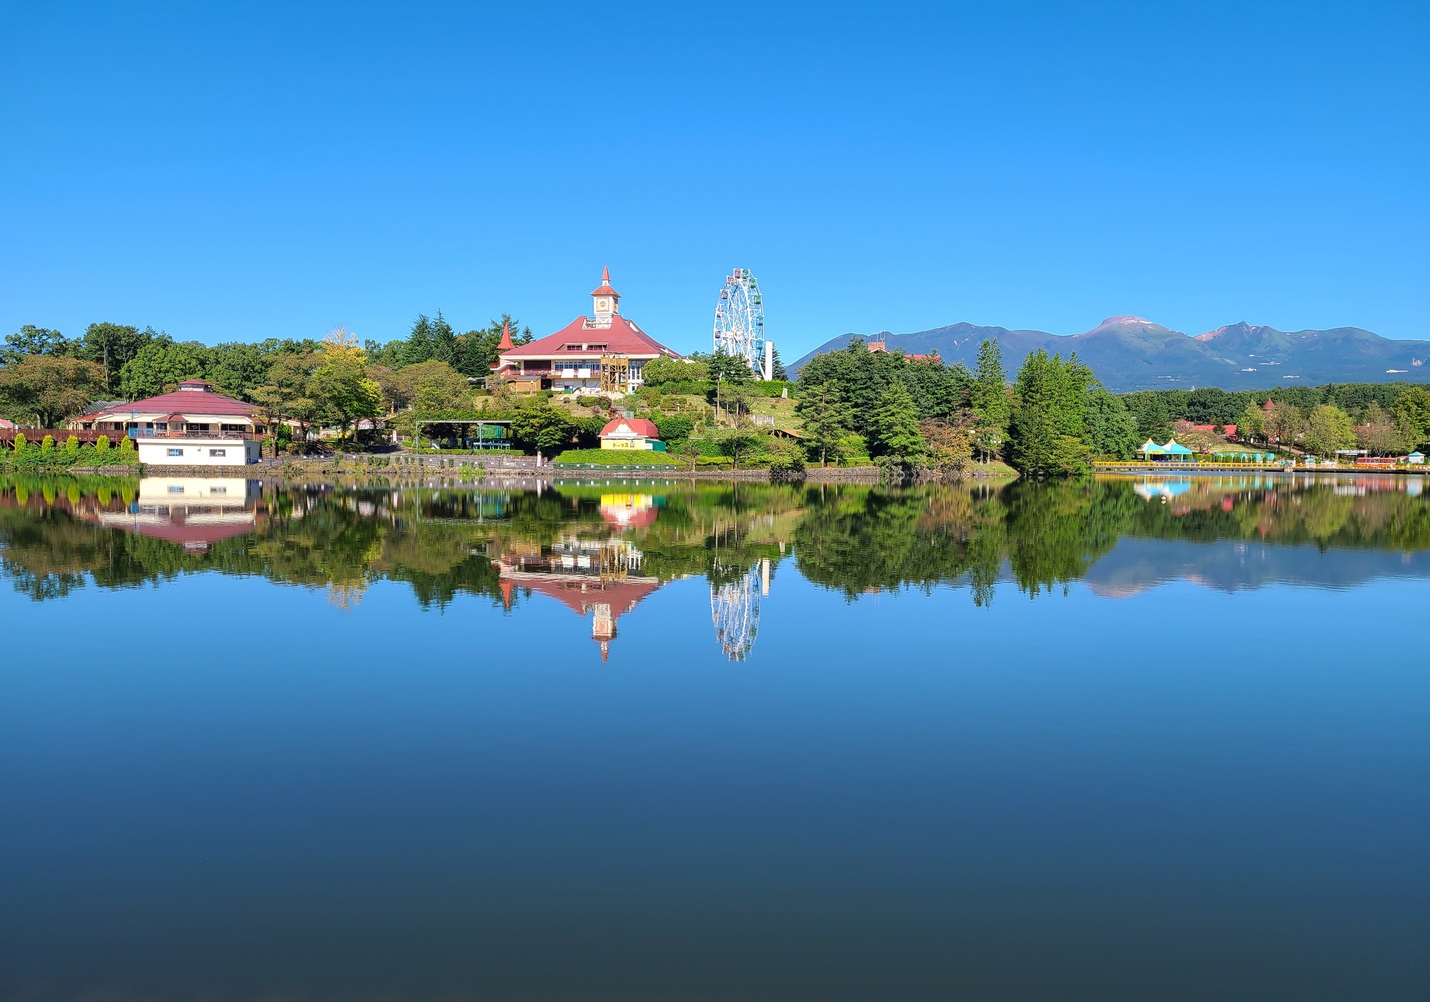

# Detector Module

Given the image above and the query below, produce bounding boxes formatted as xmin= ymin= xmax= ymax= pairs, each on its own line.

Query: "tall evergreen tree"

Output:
xmin=431 ymin=311 xmax=457 ymax=365
xmin=795 ymin=380 xmax=854 ymax=466
xmin=403 ymin=315 xmax=435 ymax=367
xmin=870 ymin=381 xmax=925 ymax=469
xmin=1010 ymin=349 xmax=1094 ymax=476
xmin=970 ymin=338 xmax=1010 ymax=431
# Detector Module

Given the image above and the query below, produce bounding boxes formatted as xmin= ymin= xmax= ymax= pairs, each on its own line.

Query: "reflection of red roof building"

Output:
xmin=492 ymin=534 xmax=663 ymax=663
xmin=599 ymin=493 xmax=659 ymax=529
xmin=95 ymin=477 xmax=264 ymax=551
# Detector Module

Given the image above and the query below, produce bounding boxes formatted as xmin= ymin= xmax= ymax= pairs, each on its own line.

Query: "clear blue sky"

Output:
xmin=1 ymin=0 xmax=1425 ymax=359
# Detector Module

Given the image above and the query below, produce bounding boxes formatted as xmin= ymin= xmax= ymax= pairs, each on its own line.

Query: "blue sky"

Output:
xmin=1 ymin=0 xmax=1425 ymax=359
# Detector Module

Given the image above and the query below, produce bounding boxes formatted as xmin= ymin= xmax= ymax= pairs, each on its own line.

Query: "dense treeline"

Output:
xmin=792 ymin=337 xmax=1142 ymax=477
xmin=0 ymin=315 xmax=540 ymax=453
xmin=1119 ymin=382 xmax=1430 ymax=457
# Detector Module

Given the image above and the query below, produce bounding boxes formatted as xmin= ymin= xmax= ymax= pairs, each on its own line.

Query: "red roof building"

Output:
xmin=78 ymin=380 xmax=266 ymax=435
xmin=492 ymin=268 xmax=682 ymax=395
xmin=598 ymin=416 xmax=663 ymax=452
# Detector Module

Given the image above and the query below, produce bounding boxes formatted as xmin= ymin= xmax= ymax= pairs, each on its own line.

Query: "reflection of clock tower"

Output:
xmin=590 ymin=265 xmax=621 ymax=324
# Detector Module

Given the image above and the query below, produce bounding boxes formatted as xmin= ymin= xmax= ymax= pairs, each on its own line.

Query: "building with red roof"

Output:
xmin=598 ymin=416 xmax=664 ymax=452
xmin=77 ymin=380 xmax=266 ymax=465
xmin=492 ymin=268 xmax=682 ymax=395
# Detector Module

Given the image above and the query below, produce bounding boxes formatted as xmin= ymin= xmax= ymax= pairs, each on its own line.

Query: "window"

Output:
xmin=209 ymin=449 xmax=227 ymax=457
xmin=167 ymin=448 xmax=184 ymax=457
xmin=209 ymin=486 xmax=227 ymax=495
xmin=167 ymin=485 xmax=185 ymax=494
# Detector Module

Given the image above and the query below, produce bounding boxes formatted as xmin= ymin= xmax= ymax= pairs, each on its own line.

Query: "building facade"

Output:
xmin=491 ymin=268 xmax=683 ymax=395
xmin=79 ymin=380 xmax=266 ymax=466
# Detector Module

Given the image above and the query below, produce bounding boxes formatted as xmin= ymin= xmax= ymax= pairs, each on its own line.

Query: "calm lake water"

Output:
xmin=2 ymin=473 xmax=1427 ymax=1001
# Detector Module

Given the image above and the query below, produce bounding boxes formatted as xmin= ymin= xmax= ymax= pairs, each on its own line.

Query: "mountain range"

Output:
xmin=789 ymin=316 xmax=1430 ymax=393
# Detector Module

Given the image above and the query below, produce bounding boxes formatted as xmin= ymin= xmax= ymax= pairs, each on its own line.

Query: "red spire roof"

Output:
xmin=590 ymin=265 xmax=620 ymax=299
xmin=497 ymin=321 xmax=513 ymax=351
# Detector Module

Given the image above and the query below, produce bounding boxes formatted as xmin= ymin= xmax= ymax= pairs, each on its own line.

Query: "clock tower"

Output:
xmin=590 ymin=265 xmax=621 ymax=322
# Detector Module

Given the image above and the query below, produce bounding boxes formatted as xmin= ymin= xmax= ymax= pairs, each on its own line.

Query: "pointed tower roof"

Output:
xmin=497 ymin=321 xmax=514 ymax=352
xmin=590 ymin=265 xmax=620 ymax=300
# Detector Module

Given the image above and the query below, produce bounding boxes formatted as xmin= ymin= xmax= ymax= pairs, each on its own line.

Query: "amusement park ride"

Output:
xmin=713 ymin=268 xmax=774 ymax=380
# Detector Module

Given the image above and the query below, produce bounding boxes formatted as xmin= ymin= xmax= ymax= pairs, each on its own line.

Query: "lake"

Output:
xmin=2 ymin=472 xmax=1427 ymax=1001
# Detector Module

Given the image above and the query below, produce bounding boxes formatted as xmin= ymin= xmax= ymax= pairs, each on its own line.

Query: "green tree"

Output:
xmin=1009 ymin=350 xmax=1094 ymax=476
xmin=252 ymin=349 xmax=322 ymax=449
xmin=1083 ymin=387 xmax=1140 ymax=459
xmin=1 ymin=325 xmax=73 ymax=364
xmin=77 ymin=323 xmax=155 ymax=394
xmin=311 ymin=330 xmax=382 ymax=442
xmin=770 ymin=348 xmax=787 ymax=381
xmin=206 ymin=342 xmax=270 ymax=400
xmin=1302 ymin=403 xmax=1355 ymax=458
xmin=0 ymin=355 xmax=107 ymax=426
xmin=119 ymin=338 xmax=209 ymax=398
xmin=970 ymin=338 xmax=1010 ymax=432
xmin=1392 ymin=386 xmax=1430 ymax=448
xmin=642 ymin=356 xmax=708 ymax=385
xmin=795 ymin=380 xmax=854 ymax=466
xmin=509 ymin=399 xmax=575 ymax=453
xmin=403 ymin=315 xmax=436 ymax=366
xmin=870 ymin=381 xmax=925 ymax=472
xmin=1237 ymin=401 xmax=1266 ymax=444
xmin=715 ymin=428 xmax=761 ymax=470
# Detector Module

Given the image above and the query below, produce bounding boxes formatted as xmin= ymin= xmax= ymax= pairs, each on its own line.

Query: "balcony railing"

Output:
xmin=128 ymin=428 xmax=262 ymax=441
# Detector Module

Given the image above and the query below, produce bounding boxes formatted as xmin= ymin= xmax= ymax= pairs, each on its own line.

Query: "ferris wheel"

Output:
xmin=710 ymin=563 xmax=763 ymax=662
xmin=713 ymin=267 xmax=770 ymax=379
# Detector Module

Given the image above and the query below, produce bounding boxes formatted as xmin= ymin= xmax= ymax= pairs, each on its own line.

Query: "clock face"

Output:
xmin=597 ymin=299 xmax=611 ymax=312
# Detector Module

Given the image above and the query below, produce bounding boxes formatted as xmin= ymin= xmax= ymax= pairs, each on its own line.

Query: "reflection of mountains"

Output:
xmin=1083 ymin=538 xmax=1430 ymax=598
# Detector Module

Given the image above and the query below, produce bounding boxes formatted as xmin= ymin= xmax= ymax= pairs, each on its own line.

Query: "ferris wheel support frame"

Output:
xmin=712 ymin=267 xmax=775 ymax=380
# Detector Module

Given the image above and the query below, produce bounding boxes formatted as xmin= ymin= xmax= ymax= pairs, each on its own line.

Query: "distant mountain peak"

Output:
xmin=789 ymin=315 xmax=1430 ymax=392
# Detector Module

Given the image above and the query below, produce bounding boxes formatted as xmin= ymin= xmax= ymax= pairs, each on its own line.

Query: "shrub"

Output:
xmin=551 ymin=447 xmax=684 ymax=467
xmin=119 ymin=436 xmax=135 ymax=455
xmin=655 ymin=415 xmax=694 ymax=442
xmin=95 ymin=435 xmax=111 ymax=455
xmin=65 ymin=435 xmax=81 ymax=456
xmin=12 ymin=432 xmax=26 ymax=454
xmin=40 ymin=434 xmax=55 ymax=453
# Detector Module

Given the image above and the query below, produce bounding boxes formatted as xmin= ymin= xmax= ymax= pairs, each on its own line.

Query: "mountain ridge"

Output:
xmin=789 ymin=317 xmax=1430 ymax=392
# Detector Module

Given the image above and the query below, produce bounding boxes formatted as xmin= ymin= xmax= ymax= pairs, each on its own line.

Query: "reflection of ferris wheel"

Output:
xmin=710 ymin=563 xmax=763 ymax=662
xmin=713 ymin=267 xmax=771 ymax=379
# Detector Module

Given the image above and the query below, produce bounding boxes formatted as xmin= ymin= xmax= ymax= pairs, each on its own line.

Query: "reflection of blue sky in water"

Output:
xmin=2 ymin=476 xmax=1429 ymax=998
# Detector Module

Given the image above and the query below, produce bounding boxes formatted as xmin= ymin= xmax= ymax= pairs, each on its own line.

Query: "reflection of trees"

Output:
xmin=793 ymin=486 xmax=984 ymax=598
xmin=1004 ymin=480 xmax=1138 ymax=596
xmin=3 ymin=474 xmax=1430 ymax=610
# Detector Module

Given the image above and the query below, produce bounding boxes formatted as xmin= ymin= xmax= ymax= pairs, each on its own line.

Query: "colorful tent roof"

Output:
xmin=1162 ymin=440 xmax=1194 ymax=455
xmin=1138 ymin=439 xmax=1165 ymax=454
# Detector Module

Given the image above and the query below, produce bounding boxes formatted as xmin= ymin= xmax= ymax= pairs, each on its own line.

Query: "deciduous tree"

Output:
xmin=0 ymin=355 xmax=106 ymax=426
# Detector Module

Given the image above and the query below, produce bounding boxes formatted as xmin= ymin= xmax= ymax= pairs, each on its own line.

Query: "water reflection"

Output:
xmin=3 ymin=473 xmax=1430 ymax=653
